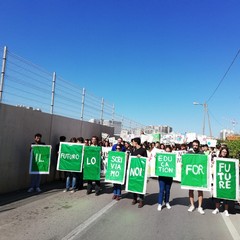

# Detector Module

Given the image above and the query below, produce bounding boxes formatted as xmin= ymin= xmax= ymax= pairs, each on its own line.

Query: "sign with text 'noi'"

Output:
xmin=181 ymin=154 xmax=211 ymax=191
xmin=29 ymin=145 xmax=51 ymax=174
xmin=105 ymin=151 xmax=127 ymax=184
xmin=155 ymin=152 xmax=177 ymax=178
xmin=213 ymin=158 xmax=239 ymax=201
xmin=83 ymin=146 xmax=101 ymax=181
xmin=57 ymin=143 xmax=84 ymax=172
xmin=125 ymin=156 xmax=148 ymax=194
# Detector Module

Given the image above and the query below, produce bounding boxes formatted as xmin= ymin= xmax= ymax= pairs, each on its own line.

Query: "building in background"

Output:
xmin=220 ymin=129 xmax=234 ymax=140
xmin=144 ymin=125 xmax=173 ymax=134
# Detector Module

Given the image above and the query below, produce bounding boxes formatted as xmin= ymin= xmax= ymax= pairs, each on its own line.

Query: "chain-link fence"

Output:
xmin=0 ymin=46 xmax=145 ymax=135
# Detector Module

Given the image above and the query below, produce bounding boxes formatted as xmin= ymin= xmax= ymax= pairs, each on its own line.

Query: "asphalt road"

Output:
xmin=1 ymin=179 xmax=240 ymax=240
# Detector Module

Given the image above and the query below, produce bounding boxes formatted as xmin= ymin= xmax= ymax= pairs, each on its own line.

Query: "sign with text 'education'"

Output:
xmin=83 ymin=146 xmax=101 ymax=180
xmin=105 ymin=151 xmax=127 ymax=184
xmin=155 ymin=152 xmax=177 ymax=178
xmin=181 ymin=154 xmax=210 ymax=191
xmin=213 ymin=158 xmax=239 ymax=201
xmin=125 ymin=156 xmax=148 ymax=194
xmin=29 ymin=145 xmax=51 ymax=174
xmin=57 ymin=143 xmax=84 ymax=172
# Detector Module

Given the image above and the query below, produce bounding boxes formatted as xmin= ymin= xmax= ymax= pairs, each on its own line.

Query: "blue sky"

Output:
xmin=1 ymin=0 xmax=240 ymax=137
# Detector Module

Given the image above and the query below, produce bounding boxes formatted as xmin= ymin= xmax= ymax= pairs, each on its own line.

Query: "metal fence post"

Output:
xmin=100 ymin=98 xmax=104 ymax=124
xmin=80 ymin=88 xmax=85 ymax=121
xmin=0 ymin=46 xmax=7 ymax=103
xmin=50 ymin=72 xmax=56 ymax=114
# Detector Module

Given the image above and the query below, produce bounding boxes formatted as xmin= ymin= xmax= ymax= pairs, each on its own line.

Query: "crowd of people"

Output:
xmin=28 ymin=134 xmax=238 ymax=215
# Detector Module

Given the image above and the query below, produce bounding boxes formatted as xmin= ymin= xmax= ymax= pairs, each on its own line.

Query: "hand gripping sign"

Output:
xmin=83 ymin=146 xmax=101 ymax=181
xmin=181 ymin=154 xmax=211 ymax=191
xmin=29 ymin=145 xmax=51 ymax=174
xmin=57 ymin=142 xmax=84 ymax=172
xmin=213 ymin=158 xmax=239 ymax=201
xmin=125 ymin=156 xmax=148 ymax=194
xmin=105 ymin=151 xmax=127 ymax=184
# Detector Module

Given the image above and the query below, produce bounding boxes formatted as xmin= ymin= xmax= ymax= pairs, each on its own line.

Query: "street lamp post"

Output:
xmin=193 ymin=101 xmax=212 ymax=138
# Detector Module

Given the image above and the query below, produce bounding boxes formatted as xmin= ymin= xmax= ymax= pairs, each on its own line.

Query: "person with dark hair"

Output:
xmin=55 ymin=136 xmax=66 ymax=181
xmin=187 ymin=139 xmax=205 ymax=214
xmin=86 ymin=136 xmax=101 ymax=196
xmin=212 ymin=147 xmax=230 ymax=216
xmin=63 ymin=137 xmax=78 ymax=193
xmin=77 ymin=137 xmax=84 ymax=190
xmin=131 ymin=137 xmax=147 ymax=208
xmin=157 ymin=145 xmax=173 ymax=211
xmin=112 ymin=137 xmax=126 ymax=152
xmin=27 ymin=133 xmax=45 ymax=193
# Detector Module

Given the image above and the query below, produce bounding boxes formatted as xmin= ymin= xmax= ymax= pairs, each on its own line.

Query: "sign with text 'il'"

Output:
xmin=213 ymin=158 xmax=239 ymax=201
xmin=125 ymin=156 xmax=148 ymax=194
xmin=155 ymin=152 xmax=177 ymax=178
xmin=83 ymin=146 xmax=101 ymax=180
xmin=105 ymin=151 xmax=127 ymax=184
xmin=57 ymin=143 xmax=84 ymax=172
xmin=181 ymin=154 xmax=211 ymax=191
xmin=29 ymin=145 xmax=51 ymax=174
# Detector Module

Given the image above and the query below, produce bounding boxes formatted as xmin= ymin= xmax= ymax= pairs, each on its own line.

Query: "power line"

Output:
xmin=206 ymin=49 xmax=240 ymax=103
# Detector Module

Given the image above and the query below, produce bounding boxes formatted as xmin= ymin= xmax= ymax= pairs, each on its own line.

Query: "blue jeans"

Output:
xmin=30 ymin=174 xmax=41 ymax=188
xmin=113 ymin=184 xmax=121 ymax=196
xmin=158 ymin=176 xmax=173 ymax=205
xmin=66 ymin=173 xmax=77 ymax=190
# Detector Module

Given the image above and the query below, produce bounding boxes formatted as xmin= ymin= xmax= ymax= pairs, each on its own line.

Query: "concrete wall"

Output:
xmin=0 ymin=103 xmax=114 ymax=193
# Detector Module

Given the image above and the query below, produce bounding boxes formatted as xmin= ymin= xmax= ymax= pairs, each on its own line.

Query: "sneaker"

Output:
xmin=27 ymin=187 xmax=34 ymax=193
xmin=112 ymin=195 xmax=117 ymax=200
xmin=166 ymin=203 xmax=171 ymax=209
xmin=224 ymin=210 xmax=229 ymax=217
xmin=157 ymin=204 xmax=162 ymax=211
xmin=212 ymin=208 xmax=219 ymax=214
xmin=70 ymin=189 xmax=76 ymax=193
xmin=116 ymin=196 xmax=121 ymax=201
xmin=188 ymin=205 xmax=195 ymax=212
xmin=198 ymin=207 xmax=205 ymax=215
xmin=63 ymin=189 xmax=69 ymax=192
xmin=36 ymin=187 xmax=41 ymax=193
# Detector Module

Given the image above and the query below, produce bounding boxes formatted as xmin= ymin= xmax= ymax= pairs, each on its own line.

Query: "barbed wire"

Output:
xmin=0 ymin=46 xmax=145 ymax=132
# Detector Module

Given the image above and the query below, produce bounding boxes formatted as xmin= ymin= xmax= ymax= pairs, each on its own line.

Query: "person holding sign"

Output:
xmin=112 ymin=144 xmax=124 ymax=201
xmin=86 ymin=136 xmax=101 ymax=196
xmin=212 ymin=147 xmax=230 ymax=216
xmin=157 ymin=145 xmax=173 ymax=211
xmin=131 ymin=137 xmax=147 ymax=208
xmin=187 ymin=140 xmax=205 ymax=215
xmin=28 ymin=133 xmax=45 ymax=193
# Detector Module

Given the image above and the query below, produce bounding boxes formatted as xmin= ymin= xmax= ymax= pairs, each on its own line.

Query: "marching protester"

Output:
xmin=86 ymin=136 xmax=101 ymax=196
xmin=112 ymin=137 xmax=126 ymax=152
xmin=28 ymin=133 xmax=45 ymax=193
xmin=131 ymin=137 xmax=147 ymax=208
xmin=187 ymin=139 xmax=205 ymax=214
xmin=77 ymin=137 xmax=84 ymax=190
xmin=212 ymin=146 xmax=231 ymax=216
xmin=112 ymin=144 xmax=123 ymax=201
xmin=63 ymin=137 xmax=78 ymax=193
xmin=157 ymin=145 xmax=173 ymax=211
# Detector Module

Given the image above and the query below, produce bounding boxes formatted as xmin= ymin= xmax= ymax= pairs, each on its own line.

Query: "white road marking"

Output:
xmin=62 ymin=200 xmax=118 ymax=240
xmin=221 ymin=213 xmax=240 ymax=240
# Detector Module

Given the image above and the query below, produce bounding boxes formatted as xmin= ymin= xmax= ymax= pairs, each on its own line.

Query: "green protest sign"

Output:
xmin=105 ymin=151 xmax=127 ymax=184
xmin=213 ymin=158 xmax=239 ymax=201
xmin=152 ymin=133 xmax=161 ymax=142
xmin=83 ymin=146 xmax=101 ymax=180
xmin=126 ymin=156 xmax=148 ymax=194
xmin=57 ymin=143 xmax=84 ymax=172
xmin=181 ymin=154 xmax=210 ymax=190
xmin=29 ymin=145 xmax=51 ymax=174
xmin=155 ymin=152 xmax=177 ymax=177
